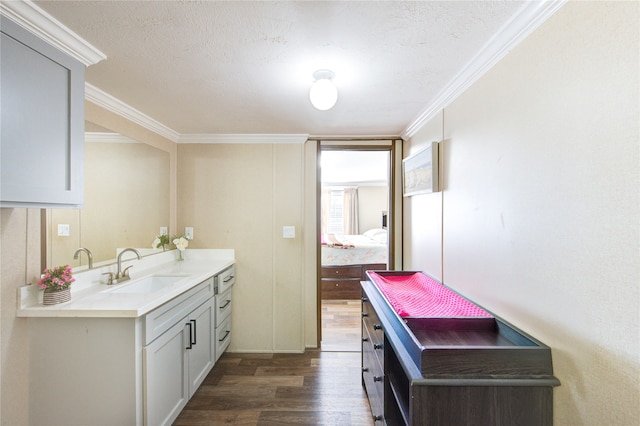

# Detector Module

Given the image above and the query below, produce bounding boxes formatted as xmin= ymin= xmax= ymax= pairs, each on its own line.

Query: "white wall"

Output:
xmin=404 ymin=2 xmax=639 ymax=424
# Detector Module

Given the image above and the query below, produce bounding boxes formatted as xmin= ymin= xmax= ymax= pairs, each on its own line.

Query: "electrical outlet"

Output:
xmin=185 ymin=227 xmax=194 ymax=240
xmin=159 ymin=227 xmax=168 ymax=236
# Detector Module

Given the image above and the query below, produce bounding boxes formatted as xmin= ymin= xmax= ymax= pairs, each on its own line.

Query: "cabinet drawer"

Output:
xmin=215 ymin=265 xmax=235 ymax=294
xmin=215 ymin=287 xmax=232 ymax=326
xmin=362 ymin=325 xmax=384 ymax=423
xmin=362 ymin=299 xmax=384 ymax=344
xmin=215 ymin=315 xmax=232 ymax=361
xmin=144 ymin=278 xmax=214 ymax=345
xmin=322 ymin=265 xmax=362 ymax=278
xmin=321 ymin=279 xmax=361 ymax=299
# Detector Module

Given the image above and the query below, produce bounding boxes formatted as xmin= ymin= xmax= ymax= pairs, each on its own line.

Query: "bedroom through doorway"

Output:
xmin=319 ymin=147 xmax=391 ymax=351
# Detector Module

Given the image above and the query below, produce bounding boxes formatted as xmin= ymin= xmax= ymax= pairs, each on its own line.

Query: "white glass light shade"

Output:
xmin=309 ymin=72 xmax=338 ymax=110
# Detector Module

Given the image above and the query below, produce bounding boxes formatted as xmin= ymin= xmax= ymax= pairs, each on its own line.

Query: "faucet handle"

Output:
xmin=102 ymin=272 xmax=115 ymax=285
xmin=123 ymin=265 xmax=133 ymax=278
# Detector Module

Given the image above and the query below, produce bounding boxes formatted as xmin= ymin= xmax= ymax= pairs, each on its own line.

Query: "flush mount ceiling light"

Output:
xmin=309 ymin=69 xmax=338 ymax=110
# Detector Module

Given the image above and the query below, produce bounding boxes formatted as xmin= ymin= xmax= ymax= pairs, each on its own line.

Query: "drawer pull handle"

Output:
xmin=373 ymin=375 xmax=383 ymax=382
xmin=362 ymin=313 xmax=369 ymax=317
xmin=223 ymin=275 xmax=234 ymax=283
xmin=362 ymin=297 xmax=369 ymax=302
xmin=362 ymin=337 xmax=369 ymax=342
xmin=218 ymin=330 xmax=231 ymax=342
xmin=373 ymin=343 xmax=383 ymax=350
xmin=373 ymin=324 xmax=382 ymax=330
xmin=373 ymin=415 xmax=383 ymax=421
xmin=362 ymin=367 xmax=369 ymax=372
xmin=185 ymin=322 xmax=193 ymax=350
xmin=219 ymin=300 xmax=231 ymax=309
xmin=190 ymin=319 xmax=197 ymax=345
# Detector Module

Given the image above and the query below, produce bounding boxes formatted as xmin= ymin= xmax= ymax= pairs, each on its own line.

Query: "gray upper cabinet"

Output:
xmin=1 ymin=16 xmax=85 ymax=208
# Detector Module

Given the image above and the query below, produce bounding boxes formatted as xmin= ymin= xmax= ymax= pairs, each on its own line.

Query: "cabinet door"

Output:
xmin=0 ymin=17 xmax=84 ymax=207
xmin=187 ymin=299 xmax=215 ymax=398
xmin=144 ymin=318 xmax=189 ymax=426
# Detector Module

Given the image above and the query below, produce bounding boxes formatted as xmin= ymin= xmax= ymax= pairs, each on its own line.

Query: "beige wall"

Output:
xmin=404 ymin=2 xmax=639 ymax=424
xmin=177 ymin=142 xmax=310 ymax=352
xmin=0 ymin=209 xmax=41 ymax=425
xmin=82 ymin=142 xmax=170 ymax=261
xmin=403 ymin=110 xmax=444 ymax=280
xmin=85 ymin=101 xmax=178 ymax=235
xmin=47 ymin=141 xmax=170 ymax=266
xmin=358 ymin=186 xmax=388 ymax=233
xmin=2 ymin=2 xmax=637 ymax=424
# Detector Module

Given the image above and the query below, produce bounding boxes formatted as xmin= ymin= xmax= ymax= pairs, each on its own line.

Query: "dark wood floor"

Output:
xmin=173 ymin=300 xmax=373 ymax=425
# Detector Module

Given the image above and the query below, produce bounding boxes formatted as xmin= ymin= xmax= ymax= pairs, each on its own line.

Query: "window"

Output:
xmin=327 ymin=189 xmax=344 ymax=234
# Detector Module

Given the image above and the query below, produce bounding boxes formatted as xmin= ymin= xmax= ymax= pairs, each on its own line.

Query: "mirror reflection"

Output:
xmin=44 ymin=122 xmax=171 ymax=268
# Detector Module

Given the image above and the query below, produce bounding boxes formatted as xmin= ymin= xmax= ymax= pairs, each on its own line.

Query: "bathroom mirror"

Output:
xmin=43 ymin=121 xmax=171 ymax=269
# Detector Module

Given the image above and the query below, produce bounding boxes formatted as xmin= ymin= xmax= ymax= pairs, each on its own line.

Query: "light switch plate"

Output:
xmin=283 ymin=226 xmax=295 ymax=238
xmin=57 ymin=224 xmax=70 ymax=236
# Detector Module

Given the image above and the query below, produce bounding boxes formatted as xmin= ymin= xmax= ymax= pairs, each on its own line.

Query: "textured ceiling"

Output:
xmin=34 ymin=1 xmax=526 ymax=137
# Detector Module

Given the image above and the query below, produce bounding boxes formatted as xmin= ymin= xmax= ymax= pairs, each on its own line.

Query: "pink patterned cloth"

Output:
xmin=368 ymin=272 xmax=492 ymax=317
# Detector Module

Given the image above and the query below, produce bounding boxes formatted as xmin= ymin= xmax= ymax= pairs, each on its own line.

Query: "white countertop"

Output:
xmin=17 ymin=249 xmax=235 ymax=318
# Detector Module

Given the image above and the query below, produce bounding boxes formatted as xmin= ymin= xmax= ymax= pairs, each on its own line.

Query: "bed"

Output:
xmin=321 ymin=229 xmax=388 ymax=299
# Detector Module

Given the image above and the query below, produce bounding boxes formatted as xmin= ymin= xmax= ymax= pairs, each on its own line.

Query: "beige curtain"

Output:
xmin=343 ymin=187 xmax=359 ymax=235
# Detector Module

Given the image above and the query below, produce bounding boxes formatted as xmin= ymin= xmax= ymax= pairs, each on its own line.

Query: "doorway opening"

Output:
xmin=319 ymin=147 xmax=392 ymax=351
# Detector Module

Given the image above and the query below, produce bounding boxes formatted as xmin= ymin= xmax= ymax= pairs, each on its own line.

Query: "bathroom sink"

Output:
xmin=109 ymin=275 xmax=188 ymax=294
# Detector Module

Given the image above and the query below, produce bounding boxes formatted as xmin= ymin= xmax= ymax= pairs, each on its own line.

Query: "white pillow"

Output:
xmin=363 ymin=229 xmax=387 ymax=241
xmin=371 ymin=232 xmax=388 ymax=243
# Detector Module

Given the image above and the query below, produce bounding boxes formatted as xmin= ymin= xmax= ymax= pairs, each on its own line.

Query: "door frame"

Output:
xmin=313 ymin=138 xmax=401 ymax=348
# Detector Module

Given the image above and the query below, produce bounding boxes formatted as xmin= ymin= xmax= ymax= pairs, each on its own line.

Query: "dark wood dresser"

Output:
xmin=361 ymin=271 xmax=560 ymax=425
xmin=321 ymin=263 xmax=386 ymax=299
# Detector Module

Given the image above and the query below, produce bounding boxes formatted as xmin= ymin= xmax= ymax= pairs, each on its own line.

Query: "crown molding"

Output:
xmin=84 ymin=85 xmax=305 ymax=145
xmin=0 ymin=0 xmax=106 ymax=66
xmin=402 ymin=0 xmax=567 ymax=139
xmin=309 ymin=135 xmax=401 ymax=142
xmin=85 ymin=83 xmax=181 ymax=142
xmin=85 ymin=132 xmax=138 ymax=144
xmin=179 ymin=134 xmax=309 ymax=144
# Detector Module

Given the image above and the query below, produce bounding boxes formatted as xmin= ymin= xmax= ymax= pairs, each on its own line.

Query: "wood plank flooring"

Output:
xmin=320 ymin=299 xmax=362 ymax=352
xmin=173 ymin=300 xmax=372 ymax=425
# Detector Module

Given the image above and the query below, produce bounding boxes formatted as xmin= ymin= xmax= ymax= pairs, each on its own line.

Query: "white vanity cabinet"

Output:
xmin=0 ymin=16 xmax=85 ymax=208
xmin=143 ymin=278 xmax=216 ymax=426
xmin=24 ymin=259 xmax=236 ymax=426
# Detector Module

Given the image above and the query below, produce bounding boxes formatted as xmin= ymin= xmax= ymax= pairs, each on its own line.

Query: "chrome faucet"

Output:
xmin=73 ymin=247 xmax=93 ymax=269
xmin=115 ymin=248 xmax=141 ymax=283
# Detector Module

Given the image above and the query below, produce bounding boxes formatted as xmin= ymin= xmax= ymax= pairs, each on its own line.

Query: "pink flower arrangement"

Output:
xmin=37 ymin=264 xmax=75 ymax=291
